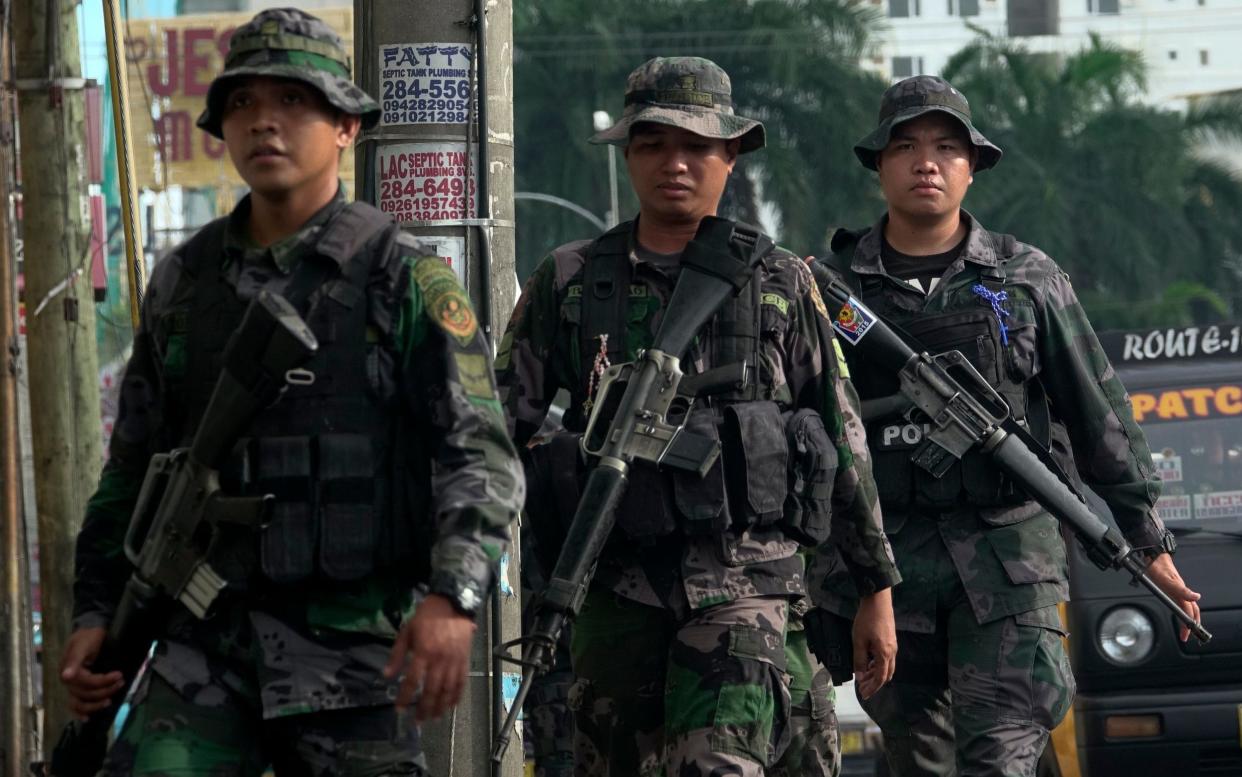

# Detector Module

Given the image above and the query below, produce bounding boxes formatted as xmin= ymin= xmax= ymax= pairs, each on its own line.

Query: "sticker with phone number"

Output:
xmin=376 ymin=142 xmax=478 ymax=223
xmin=378 ymin=42 xmax=473 ymax=126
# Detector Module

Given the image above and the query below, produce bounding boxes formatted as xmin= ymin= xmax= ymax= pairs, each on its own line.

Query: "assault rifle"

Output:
xmin=491 ymin=218 xmax=774 ymax=762
xmin=817 ymin=279 xmax=1211 ymax=644
xmin=50 ymin=291 xmax=319 ymax=777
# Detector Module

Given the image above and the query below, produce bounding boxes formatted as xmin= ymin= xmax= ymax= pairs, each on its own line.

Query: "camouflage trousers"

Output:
xmin=859 ymin=536 xmax=1074 ymax=777
xmin=102 ymin=666 xmax=427 ymax=776
xmin=525 ymin=647 xmax=575 ymax=777
xmin=770 ymin=627 xmax=840 ymax=777
xmin=568 ymin=589 xmax=791 ymax=777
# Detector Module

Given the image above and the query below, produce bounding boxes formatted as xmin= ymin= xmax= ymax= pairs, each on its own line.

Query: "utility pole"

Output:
xmin=0 ymin=1 xmax=34 ymax=772
xmin=14 ymin=0 xmax=104 ymax=762
xmin=355 ymin=1 xmax=520 ymax=775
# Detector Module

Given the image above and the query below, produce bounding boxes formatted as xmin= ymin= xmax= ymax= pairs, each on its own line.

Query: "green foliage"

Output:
xmin=514 ymin=0 xmax=889 ymax=278
xmin=942 ymin=32 xmax=1242 ymax=329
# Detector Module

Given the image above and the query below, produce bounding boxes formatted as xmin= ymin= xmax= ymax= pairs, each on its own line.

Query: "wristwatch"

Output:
xmin=1142 ymin=529 xmax=1178 ymax=562
xmin=428 ymin=575 xmax=483 ymax=618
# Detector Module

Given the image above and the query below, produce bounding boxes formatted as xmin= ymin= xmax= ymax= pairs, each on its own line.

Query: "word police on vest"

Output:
xmin=880 ymin=422 xmax=933 ymax=449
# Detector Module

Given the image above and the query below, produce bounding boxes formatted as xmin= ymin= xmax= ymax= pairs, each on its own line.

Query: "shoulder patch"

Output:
xmin=808 ymin=278 xmax=832 ymax=323
xmin=411 ymin=255 xmax=477 ymax=346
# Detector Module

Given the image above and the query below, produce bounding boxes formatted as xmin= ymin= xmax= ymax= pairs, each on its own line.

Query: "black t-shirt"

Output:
xmin=881 ymin=234 xmax=967 ymax=295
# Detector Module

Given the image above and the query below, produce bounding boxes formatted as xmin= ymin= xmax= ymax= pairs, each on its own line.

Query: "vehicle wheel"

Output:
xmin=1036 ymin=741 xmax=1063 ymax=777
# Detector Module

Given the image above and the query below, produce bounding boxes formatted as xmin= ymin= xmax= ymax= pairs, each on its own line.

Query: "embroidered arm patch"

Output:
xmin=411 ymin=256 xmax=478 ymax=346
xmin=808 ymin=280 xmax=832 ymax=323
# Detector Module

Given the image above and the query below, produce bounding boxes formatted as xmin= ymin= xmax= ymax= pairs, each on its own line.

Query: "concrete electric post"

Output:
xmin=13 ymin=0 xmax=105 ymax=763
xmin=0 ymin=9 xmax=33 ymax=773
xmin=354 ymin=1 xmax=521 ymax=776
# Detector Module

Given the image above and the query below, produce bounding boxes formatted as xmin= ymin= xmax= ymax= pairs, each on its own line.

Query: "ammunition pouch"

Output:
xmin=782 ymin=409 xmax=837 ymax=546
xmin=254 ymin=436 xmax=315 ymax=584
xmin=249 ymin=433 xmax=386 ymax=584
xmin=316 ymin=433 xmax=380 ymax=581
xmin=721 ymin=401 xmax=788 ymax=528
xmin=560 ymin=398 xmax=837 ymax=546
xmin=681 ymin=402 xmax=836 ymax=546
xmin=804 ymin=607 xmax=854 ymax=686
xmin=671 ymin=408 xmax=730 ymax=536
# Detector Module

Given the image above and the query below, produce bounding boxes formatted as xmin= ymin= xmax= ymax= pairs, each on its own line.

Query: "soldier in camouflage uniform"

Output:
xmin=497 ymin=56 xmax=900 ymax=777
xmin=769 ymin=593 xmax=840 ymax=777
xmin=809 ymin=75 xmax=1202 ymax=777
xmin=58 ymin=9 xmax=522 ymax=774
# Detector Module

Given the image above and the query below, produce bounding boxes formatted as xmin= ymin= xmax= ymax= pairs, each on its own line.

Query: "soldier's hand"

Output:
xmin=1145 ymin=554 xmax=1202 ymax=642
xmin=60 ymin=626 xmax=124 ymax=720
xmin=384 ymin=593 xmax=477 ymax=723
xmin=852 ymin=588 xmax=897 ymax=700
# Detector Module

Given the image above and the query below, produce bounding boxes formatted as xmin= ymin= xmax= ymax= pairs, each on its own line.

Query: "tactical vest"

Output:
xmin=828 ymin=227 xmax=1050 ymax=511
xmin=167 ymin=202 xmax=430 ymax=587
xmin=555 ymin=221 xmax=837 ymax=546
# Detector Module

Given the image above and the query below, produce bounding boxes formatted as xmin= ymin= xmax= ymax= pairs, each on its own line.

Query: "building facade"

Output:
xmin=872 ymin=0 xmax=1242 ymax=107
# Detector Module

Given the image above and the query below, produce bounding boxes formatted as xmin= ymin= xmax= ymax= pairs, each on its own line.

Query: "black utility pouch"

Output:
xmin=673 ymin=409 xmax=730 ymax=535
xmin=317 ymin=433 xmax=378 ymax=581
xmin=721 ymin=401 xmax=789 ymax=528
xmin=257 ymin=436 xmax=315 ymax=584
xmin=804 ymin=607 xmax=855 ymax=686
xmin=782 ymin=409 xmax=837 ymax=545
xmin=615 ymin=462 xmax=679 ymax=541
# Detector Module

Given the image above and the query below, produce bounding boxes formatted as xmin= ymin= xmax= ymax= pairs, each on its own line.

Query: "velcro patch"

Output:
xmin=832 ymin=339 xmax=850 ymax=379
xmin=454 ymin=353 xmax=495 ymax=399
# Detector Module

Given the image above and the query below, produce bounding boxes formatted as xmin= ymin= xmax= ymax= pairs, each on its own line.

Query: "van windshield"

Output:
xmin=1139 ymin=407 xmax=1242 ymax=534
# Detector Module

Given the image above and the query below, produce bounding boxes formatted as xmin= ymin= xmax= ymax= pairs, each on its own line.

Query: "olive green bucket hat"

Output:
xmin=196 ymin=8 xmax=380 ymax=139
xmin=590 ymin=56 xmax=765 ymax=154
xmin=853 ymin=75 xmax=1002 ymax=172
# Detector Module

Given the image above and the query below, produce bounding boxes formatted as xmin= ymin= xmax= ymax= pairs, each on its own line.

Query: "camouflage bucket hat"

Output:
xmin=196 ymin=8 xmax=380 ymax=140
xmin=590 ymin=57 xmax=765 ymax=154
xmin=853 ymin=75 xmax=1002 ymax=172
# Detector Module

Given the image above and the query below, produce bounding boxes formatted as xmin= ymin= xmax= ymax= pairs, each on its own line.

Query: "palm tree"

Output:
xmin=514 ymin=0 xmax=890 ymax=278
xmin=942 ymin=32 xmax=1242 ymax=327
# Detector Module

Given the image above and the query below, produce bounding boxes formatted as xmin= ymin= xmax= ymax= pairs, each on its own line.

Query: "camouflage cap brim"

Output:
xmin=589 ymin=104 xmax=766 ymax=154
xmin=197 ymin=63 xmax=380 ymax=139
xmin=852 ymin=104 xmax=1002 ymax=172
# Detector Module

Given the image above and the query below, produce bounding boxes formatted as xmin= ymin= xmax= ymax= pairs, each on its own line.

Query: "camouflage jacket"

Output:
xmin=810 ymin=212 xmax=1165 ymax=629
xmin=72 ymin=189 xmax=522 ymax=716
xmin=497 ymin=221 xmax=898 ymax=610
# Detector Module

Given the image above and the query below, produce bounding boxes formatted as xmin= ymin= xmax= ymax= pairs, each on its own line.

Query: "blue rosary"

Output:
xmin=971 ymin=284 xmax=1010 ymax=345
